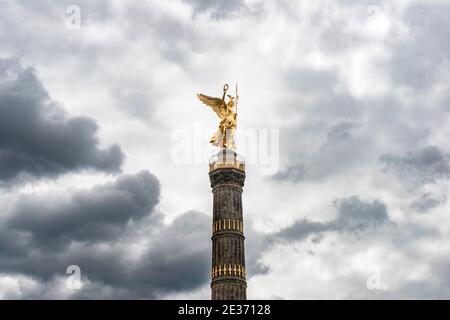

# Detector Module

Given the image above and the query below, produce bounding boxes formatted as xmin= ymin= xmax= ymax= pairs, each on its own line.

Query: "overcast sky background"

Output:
xmin=0 ymin=0 xmax=449 ymax=299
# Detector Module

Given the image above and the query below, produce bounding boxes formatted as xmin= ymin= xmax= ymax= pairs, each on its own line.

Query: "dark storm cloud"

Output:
xmin=272 ymin=196 xmax=393 ymax=243
xmin=66 ymin=210 xmax=211 ymax=299
xmin=129 ymin=211 xmax=211 ymax=295
xmin=380 ymin=146 xmax=450 ymax=185
xmin=6 ymin=171 xmax=160 ymax=246
xmin=244 ymin=219 xmax=272 ymax=276
xmin=0 ymin=171 xmax=160 ymax=273
xmin=0 ymin=58 xmax=124 ymax=185
xmin=0 ymin=171 xmax=213 ymax=298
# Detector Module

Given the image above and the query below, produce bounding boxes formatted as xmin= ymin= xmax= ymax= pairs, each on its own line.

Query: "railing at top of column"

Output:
xmin=209 ymin=149 xmax=245 ymax=173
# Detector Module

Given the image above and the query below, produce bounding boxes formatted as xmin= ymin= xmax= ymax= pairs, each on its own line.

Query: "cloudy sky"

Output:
xmin=0 ymin=0 xmax=449 ymax=299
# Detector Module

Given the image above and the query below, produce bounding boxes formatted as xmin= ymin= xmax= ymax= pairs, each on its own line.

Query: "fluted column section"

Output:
xmin=209 ymin=168 xmax=246 ymax=300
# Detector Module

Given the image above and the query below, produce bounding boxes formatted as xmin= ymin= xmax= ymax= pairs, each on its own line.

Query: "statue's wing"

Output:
xmin=197 ymin=94 xmax=226 ymax=119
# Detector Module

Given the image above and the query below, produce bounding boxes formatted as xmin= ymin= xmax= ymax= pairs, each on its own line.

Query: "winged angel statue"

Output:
xmin=197 ymin=83 xmax=239 ymax=150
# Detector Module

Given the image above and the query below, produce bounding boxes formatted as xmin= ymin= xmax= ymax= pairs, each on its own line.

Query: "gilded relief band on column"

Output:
xmin=212 ymin=219 xmax=244 ymax=234
xmin=211 ymin=264 xmax=246 ymax=278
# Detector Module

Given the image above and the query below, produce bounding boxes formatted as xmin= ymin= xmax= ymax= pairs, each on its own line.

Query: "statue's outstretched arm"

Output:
xmin=222 ymin=84 xmax=229 ymax=103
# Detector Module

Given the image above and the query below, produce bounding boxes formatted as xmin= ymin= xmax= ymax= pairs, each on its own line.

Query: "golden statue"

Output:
xmin=197 ymin=83 xmax=239 ymax=150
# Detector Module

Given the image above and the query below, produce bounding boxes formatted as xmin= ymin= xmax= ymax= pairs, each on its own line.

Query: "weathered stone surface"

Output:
xmin=209 ymin=167 xmax=247 ymax=300
xmin=209 ymin=168 xmax=245 ymax=188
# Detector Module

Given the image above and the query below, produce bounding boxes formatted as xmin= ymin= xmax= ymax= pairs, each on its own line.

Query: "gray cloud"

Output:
xmin=273 ymin=64 xmax=382 ymax=183
xmin=275 ymin=119 xmax=369 ymax=182
xmin=182 ymin=0 xmax=263 ymax=20
xmin=390 ymin=2 xmax=450 ymax=90
xmin=271 ymin=219 xmax=328 ymax=243
xmin=411 ymin=193 xmax=446 ymax=214
xmin=272 ymin=196 xmax=394 ymax=243
xmin=273 ymin=0 xmax=450 ymax=188
xmin=244 ymin=219 xmax=273 ymax=276
xmin=273 ymin=162 xmax=307 ymax=182
xmin=332 ymin=196 xmax=392 ymax=232
xmin=0 ymin=58 xmax=124 ymax=186
xmin=380 ymin=146 xmax=450 ymax=185
xmin=129 ymin=211 xmax=211 ymax=295
xmin=326 ymin=121 xmax=360 ymax=144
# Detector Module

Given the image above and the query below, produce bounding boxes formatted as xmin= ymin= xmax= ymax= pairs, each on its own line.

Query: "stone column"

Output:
xmin=209 ymin=149 xmax=247 ymax=300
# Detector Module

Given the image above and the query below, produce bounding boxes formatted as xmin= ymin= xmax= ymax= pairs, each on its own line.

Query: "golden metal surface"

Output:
xmin=197 ymin=83 xmax=239 ymax=150
xmin=209 ymin=158 xmax=245 ymax=172
xmin=212 ymin=220 xmax=244 ymax=234
xmin=211 ymin=264 xmax=246 ymax=279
